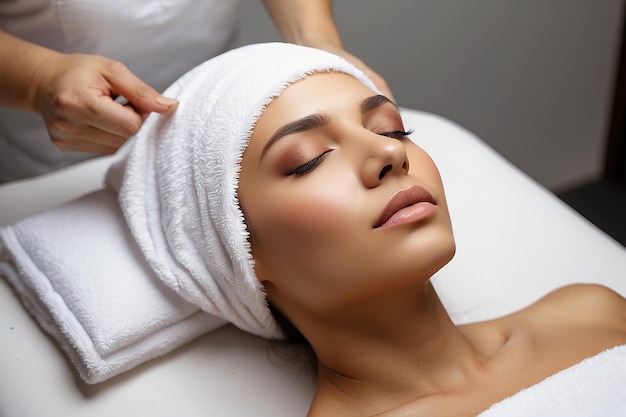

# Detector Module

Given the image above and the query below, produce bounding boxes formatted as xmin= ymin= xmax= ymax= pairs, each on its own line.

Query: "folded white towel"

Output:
xmin=107 ymin=42 xmax=380 ymax=338
xmin=477 ymin=344 xmax=626 ymax=417
xmin=0 ymin=189 xmax=225 ymax=384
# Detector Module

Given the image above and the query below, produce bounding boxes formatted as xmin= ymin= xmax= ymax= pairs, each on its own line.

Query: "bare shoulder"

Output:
xmin=527 ymin=283 xmax=626 ymax=327
xmin=462 ymin=284 xmax=626 ymax=351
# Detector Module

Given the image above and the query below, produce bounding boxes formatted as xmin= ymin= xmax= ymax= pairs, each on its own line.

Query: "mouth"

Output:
xmin=374 ymin=185 xmax=437 ymax=229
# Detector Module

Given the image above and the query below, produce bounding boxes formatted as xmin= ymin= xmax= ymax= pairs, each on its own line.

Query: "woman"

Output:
xmin=112 ymin=43 xmax=626 ymax=416
xmin=238 ymin=71 xmax=626 ymax=417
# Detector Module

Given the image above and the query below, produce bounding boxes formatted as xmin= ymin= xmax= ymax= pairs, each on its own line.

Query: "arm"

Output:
xmin=0 ymin=29 xmax=55 ymax=111
xmin=0 ymin=30 xmax=178 ymax=154
xmin=261 ymin=0 xmax=393 ymax=99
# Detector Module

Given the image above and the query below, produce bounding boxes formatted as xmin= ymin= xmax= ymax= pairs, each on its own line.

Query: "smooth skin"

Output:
xmin=0 ymin=0 xmax=391 ymax=154
xmin=238 ymin=72 xmax=626 ymax=417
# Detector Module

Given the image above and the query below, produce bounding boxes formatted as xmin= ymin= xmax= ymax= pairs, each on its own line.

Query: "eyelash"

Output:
xmin=380 ymin=128 xmax=414 ymax=139
xmin=289 ymin=150 xmax=332 ymax=176
xmin=288 ymin=128 xmax=414 ymax=176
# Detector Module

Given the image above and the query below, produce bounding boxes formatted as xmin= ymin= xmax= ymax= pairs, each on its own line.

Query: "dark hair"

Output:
xmin=268 ymin=302 xmax=318 ymax=374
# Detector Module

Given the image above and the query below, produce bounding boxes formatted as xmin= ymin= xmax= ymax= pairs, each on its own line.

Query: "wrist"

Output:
xmin=262 ymin=0 xmax=342 ymax=48
xmin=27 ymin=49 xmax=63 ymax=113
xmin=0 ymin=30 xmax=59 ymax=112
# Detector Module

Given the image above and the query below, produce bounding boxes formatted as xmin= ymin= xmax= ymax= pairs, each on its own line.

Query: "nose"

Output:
xmin=358 ymin=132 xmax=409 ymax=188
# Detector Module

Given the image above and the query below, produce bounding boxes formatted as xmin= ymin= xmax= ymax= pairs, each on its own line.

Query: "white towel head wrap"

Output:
xmin=108 ymin=42 xmax=380 ymax=339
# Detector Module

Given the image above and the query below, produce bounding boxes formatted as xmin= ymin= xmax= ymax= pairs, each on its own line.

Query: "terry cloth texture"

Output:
xmin=0 ymin=189 xmax=225 ymax=383
xmin=107 ymin=42 xmax=380 ymax=339
xmin=477 ymin=344 xmax=626 ymax=417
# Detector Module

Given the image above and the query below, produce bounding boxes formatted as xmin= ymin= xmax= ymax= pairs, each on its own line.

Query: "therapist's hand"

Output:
xmin=311 ymin=42 xmax=394 ymax=101
xmin=261 ymin=0 xmax=394 ymax=101
xmin=32 ymin=53 xmax=178 ymax=154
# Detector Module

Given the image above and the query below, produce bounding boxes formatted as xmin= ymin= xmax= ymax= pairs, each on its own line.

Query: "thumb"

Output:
xmin=106 ymin=66 xmax=178 ymax=114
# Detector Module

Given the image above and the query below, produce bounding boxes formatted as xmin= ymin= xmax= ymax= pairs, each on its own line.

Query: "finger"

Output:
xmin=86 ymin=95 xmax=146 ymax=138
xmin=51 ymin=135 xmax=121 ymax=154
xmin=103 ymin=62 xmax=178 ymax=114
xmin=48 ymin=117 xmax=129 ymax=152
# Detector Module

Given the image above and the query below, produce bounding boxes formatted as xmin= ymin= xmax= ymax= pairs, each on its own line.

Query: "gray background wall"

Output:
xmin=236 ymin=0 xmax=624 ymax=191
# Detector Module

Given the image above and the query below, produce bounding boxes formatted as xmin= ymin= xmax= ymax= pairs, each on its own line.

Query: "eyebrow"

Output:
xmin=361 ymin=94 xmax=396 ymax=113
xmin=260 ymin=95 xmax=396 ymax=158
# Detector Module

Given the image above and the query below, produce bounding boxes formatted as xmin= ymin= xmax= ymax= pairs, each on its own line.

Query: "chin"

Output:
xmin=418 ymin=229 xmax=456 ymax=279
xmin=385 ymin=236 xmax=455 ymax=286
xmin=440 ymin=238 xmax=457 ymax=269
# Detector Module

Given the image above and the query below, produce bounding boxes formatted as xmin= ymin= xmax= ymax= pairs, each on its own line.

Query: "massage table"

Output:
xmin=1 ymin=109 xmax=625 ymax=416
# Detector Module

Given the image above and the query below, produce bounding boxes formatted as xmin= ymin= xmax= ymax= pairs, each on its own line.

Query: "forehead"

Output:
xmin=250 ymin=72 xmax=377 ymax=141
xmin=242 ymin=73 xmax=393 ymax=166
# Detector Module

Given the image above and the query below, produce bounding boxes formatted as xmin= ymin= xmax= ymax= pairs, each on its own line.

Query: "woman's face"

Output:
xmin=238 ymin=72 xmax=455 ymax=316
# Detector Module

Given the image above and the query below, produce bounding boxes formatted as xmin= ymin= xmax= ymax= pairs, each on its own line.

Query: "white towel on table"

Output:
xmin=478 ymin=344 xmax=626 ymax=417
xmin=0 ymin=189 xmax=225 ymax=384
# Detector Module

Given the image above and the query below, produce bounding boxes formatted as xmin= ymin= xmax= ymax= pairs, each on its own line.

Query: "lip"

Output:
xmin=374 ymin=185 xmax=437 ymax=229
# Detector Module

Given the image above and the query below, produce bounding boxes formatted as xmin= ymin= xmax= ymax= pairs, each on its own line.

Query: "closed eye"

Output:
xmin=289 ymin=150 xmax=332 ymax=176
xmin=380 ymin=128 xmax=414 ymax=139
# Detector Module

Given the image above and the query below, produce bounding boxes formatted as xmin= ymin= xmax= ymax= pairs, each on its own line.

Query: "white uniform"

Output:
xmin=0 ymin=0 xmax=240 ymax=182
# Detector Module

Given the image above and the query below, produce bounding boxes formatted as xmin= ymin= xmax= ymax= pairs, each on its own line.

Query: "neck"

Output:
xmin=303 ymin=283 xmax=486 ymax=415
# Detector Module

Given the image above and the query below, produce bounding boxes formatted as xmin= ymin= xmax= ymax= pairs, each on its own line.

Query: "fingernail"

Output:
xmin=156 ymin=96 xmax=179 ymax=107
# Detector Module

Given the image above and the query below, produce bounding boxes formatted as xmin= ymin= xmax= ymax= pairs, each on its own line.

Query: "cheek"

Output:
xmin=246 ymin=188 xmax=349 ymax=310
xmin=269 ymin=184 xmax=355 ymax=245
xmin=246 ymin=174 xmax=362 ymax=272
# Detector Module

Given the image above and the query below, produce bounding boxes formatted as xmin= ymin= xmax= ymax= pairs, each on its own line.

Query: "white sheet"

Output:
xmin=1 ymin=109 xmax=625 ymax=416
